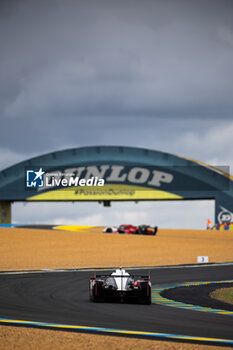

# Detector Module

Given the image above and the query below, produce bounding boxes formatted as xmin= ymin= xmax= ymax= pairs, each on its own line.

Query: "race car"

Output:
xmin=117 ymin=224 xmax=136 ymax=234
xmin=117 ymin=224 xmax=157 ymax=235
xmin=89 ymin=268 xmax=151 ymax=304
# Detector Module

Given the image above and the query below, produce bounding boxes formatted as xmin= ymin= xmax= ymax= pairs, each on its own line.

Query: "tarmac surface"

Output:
xmin=161 ymin=281 xmax=233 ymax=311
xmin=0 ymin=264 xmax=233 ymax=344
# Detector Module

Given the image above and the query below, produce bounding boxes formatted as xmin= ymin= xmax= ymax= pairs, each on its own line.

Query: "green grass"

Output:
xmin=210 ymin=287 xmax=233 ymax=305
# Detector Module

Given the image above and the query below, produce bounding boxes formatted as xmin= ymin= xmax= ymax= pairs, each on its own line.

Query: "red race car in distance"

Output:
xmin=117 ymin=224 xmax=157 ymax=235
xmin=117 ymin=224 xmax=137 ymax=234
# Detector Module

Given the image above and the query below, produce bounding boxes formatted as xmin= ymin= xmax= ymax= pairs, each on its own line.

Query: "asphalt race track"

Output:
xmin=161 ymin=281 xmax=233 ymax=311
xmin=0 ymin=264 xmax=233 ymax=346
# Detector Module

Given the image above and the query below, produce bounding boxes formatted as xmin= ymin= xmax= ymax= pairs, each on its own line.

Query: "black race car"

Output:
xmin=89 ymin=268 xmax=151 ymax=304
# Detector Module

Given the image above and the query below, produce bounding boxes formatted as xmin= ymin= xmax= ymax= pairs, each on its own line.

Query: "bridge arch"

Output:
xmin=0 ymin=146 xmax=232 ymax=225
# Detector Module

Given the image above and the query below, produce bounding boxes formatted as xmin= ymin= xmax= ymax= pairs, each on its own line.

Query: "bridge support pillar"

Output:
xmin=0 ymin=201 xmax=11 ymax=224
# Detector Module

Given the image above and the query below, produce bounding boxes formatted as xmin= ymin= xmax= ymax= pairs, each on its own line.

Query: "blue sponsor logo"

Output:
xmin=26 ymin=168 xmax=45 ymax=188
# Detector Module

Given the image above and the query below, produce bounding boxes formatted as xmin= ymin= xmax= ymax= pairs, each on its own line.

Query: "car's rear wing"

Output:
xmin=93 ymin=273 xmax=150 ymax=279
xmin=131 ymin=275 xmax=150 ymax=280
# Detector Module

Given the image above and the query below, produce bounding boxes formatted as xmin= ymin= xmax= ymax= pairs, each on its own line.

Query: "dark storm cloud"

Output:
xmin=1 ymin=0 xmax=233 ymax=118
xmin=0 ymin=0 xmax=233 ymax=166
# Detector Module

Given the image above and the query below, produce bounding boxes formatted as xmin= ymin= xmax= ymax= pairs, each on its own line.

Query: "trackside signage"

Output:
xmin=26 ymin=165 xmax=174 ymax=191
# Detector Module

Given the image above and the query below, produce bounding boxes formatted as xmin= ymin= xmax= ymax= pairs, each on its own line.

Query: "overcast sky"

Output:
xmin=1 ymin=0 xmax=233 ymax=228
